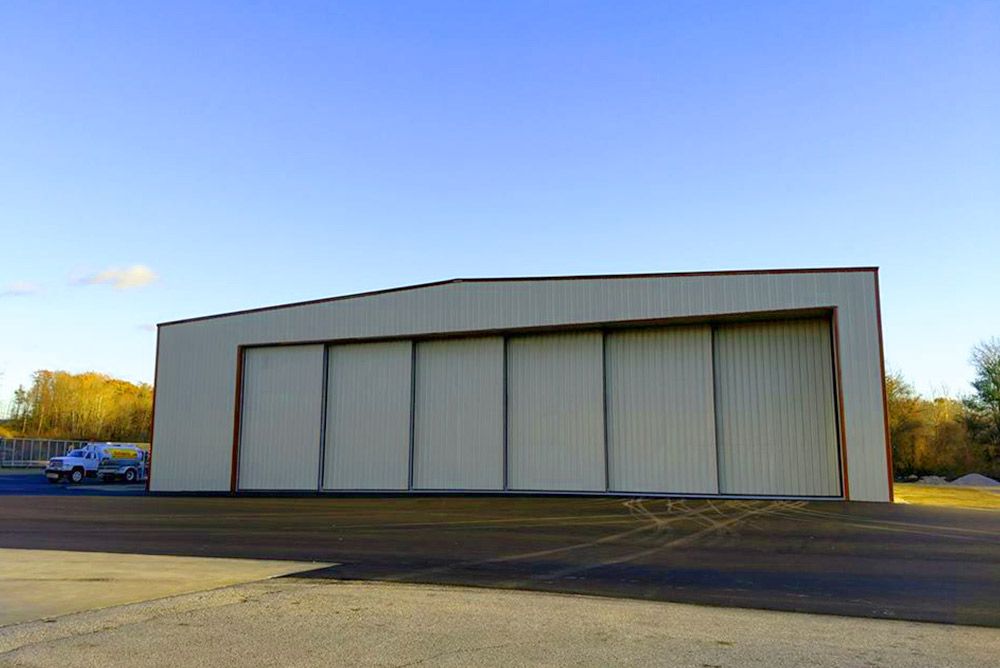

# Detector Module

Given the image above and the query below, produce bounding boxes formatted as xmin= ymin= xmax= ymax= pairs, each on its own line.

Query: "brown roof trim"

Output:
xmin=158 ymin=266 xmax=879 ymax=327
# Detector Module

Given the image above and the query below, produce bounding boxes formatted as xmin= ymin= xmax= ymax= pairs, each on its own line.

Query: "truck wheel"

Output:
xmin=124 ymin=469 xmax=137 ymax=483
xmin=70 ymin=469 xmax=84 ymax=484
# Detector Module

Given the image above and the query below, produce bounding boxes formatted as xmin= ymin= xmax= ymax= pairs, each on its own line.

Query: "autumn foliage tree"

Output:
xmin=885 ymin=373 xmax=975 ymax=476
xmin=963 ymin=338 xmax=1000 ymax=473
xmin=886 ymin=338 xmax=1000 ymax=480
xmin=7 ymin=371 xmax=152 ymax=442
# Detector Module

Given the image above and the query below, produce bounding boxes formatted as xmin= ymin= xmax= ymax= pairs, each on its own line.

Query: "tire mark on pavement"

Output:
xmin=534 ymin=501 xmax=803 ymax=581
xmin=383 ymin=499 xmax=724 ymax=583
xmin=774 ymin=505 xmax=999 ymax=540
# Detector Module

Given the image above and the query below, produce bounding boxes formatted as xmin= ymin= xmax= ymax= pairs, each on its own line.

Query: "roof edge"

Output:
xmin=158 ymin=266 xmax=879 ymax=328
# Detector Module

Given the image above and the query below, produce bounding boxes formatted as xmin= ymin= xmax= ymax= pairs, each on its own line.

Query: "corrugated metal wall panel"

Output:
xmin=150 ymin=324 xmax=235 ymax=491
xmin=835 ymin=278 xmax=888 ymax=501
xmin=714 ymin=319 xmax=841 ymax=496
xmin=606 ymin=326 xmax=718 ymax=494
xmin=412 ymin=337 xmax=504 ymax=490
xmin=507 ymin=332 xmax=605 ymax=491
xmin=323 ymin=341 xmax=412 ymax=490
xmin=238 ymin=345 xmax=324 ymax=490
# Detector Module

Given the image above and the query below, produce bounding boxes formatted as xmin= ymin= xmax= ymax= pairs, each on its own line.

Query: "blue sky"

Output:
xmin=1 ymin=1 xmax=998 ymax=408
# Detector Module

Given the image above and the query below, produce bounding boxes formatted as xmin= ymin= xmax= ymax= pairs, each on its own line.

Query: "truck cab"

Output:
xmin=45 ymin=448 xmax=100 ymax=483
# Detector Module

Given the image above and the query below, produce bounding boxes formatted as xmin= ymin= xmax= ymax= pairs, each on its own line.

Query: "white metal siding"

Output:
xmin=714 ymin=320 xmax=841 ymax=496
xmin=152 ymin=270 xmax=888 ymax=501
xmin=237 ymin=346 xmax=324 ymax=490
xmin=413 ymin=337 xmax=504 ymax=490
xmin=323 ymin=341 xmax=412 ymax=490
xmin=606 ymin=327 xmax=718 ymax=494
xmin=507 ymin=332 xmax=605 ymax=491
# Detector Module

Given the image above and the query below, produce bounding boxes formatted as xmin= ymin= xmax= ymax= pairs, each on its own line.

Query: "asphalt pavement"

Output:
xmin=0 ymin=471 xmax=997 ymax=627
xmin=0 ymin=468 xmax=146 ymax=496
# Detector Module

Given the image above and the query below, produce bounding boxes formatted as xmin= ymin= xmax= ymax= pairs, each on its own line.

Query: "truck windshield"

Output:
xmin=67 ymin=450 xmax=86 ymax=457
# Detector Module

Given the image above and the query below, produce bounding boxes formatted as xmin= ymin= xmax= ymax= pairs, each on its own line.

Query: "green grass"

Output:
xmin=894 ymin=483 xmax=1000 ymax=510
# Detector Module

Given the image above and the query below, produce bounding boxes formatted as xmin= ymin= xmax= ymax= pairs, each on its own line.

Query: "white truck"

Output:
xmin=45 ymin=443 xmax=148 ymax=484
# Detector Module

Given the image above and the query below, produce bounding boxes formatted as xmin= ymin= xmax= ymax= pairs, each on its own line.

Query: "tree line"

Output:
xmin=2 ymin=370 xmax=152 ymax=442
xmin=887 ymin=339 xmax=999 ymax=479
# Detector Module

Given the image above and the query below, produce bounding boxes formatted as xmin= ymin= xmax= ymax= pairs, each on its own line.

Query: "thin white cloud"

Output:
xmin=137 ymin=324 xmax=156 ymax=332
xmin=78 ymin=265 xmax=158 ymax=289
xmin=0 ymin=281 xmax=41 ymax=297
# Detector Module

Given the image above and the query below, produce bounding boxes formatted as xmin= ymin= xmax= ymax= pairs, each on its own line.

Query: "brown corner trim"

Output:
xmin=158 ymin=267 xmax=879 ymax=328
xmin=831 ymin=308 xmax=851 ymax=500
xmin=229 ymin=346 xmax=246 ymax=494
xmin=873 ymin=270 xmax=894 ymax=502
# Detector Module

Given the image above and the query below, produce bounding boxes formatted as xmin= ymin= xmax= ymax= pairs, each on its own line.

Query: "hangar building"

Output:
xmin=149 ymin=268 xmax=893 ymax=502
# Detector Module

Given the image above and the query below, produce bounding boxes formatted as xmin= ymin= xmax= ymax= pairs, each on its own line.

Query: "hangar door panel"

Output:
xmin=606 ymin=326 xmax=718 ymax=494
xmin=507 ymin=332 xmax=605 ymax=491
xmin=413 ymin=337 xmax=504 ymax=490
xmin=238 ymin=345 xmax=324 ymax=491
xmin=323 ymin=341 xmax=412 ymax=490
xmin=714 ymin=320 xmax=841 ymax=496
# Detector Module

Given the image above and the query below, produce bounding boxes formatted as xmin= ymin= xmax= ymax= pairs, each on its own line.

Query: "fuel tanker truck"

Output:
xmin=45 ymin=442 xmax=148 ymax=484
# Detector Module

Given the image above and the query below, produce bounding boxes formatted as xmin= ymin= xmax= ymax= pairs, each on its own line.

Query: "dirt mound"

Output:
xmin=950 ymin=473 xmax=999 ymax=487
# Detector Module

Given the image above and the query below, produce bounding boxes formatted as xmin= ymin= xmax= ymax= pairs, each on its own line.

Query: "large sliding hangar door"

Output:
xmin=606 ymin=326 xmax=718 ymax=494
xmin=237 ymin=345 xmax=324 ymax=491
xmin=235 ymin=317 xmax=843 ymax=498
xmin=413 ymin=337 xmax=505 ymax=490
xmin=507 ymin=333 xmax=606 ymax=491
xmin=323 ymin=341 xmax=413 ymax=490
xmin=714 ymin=320 xmax=840 ymax=496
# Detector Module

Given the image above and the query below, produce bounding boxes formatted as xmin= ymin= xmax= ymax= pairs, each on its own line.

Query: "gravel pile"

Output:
xmin=949 ymin=473 xmax=999 ymax=487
